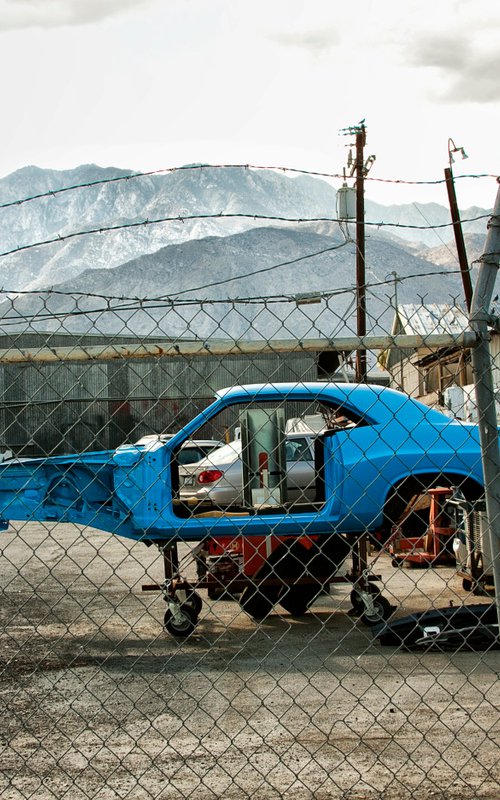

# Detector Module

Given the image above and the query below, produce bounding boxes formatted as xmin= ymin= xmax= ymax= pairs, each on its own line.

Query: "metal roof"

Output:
xmin=394 ymin=304 xmax=470 ymax=336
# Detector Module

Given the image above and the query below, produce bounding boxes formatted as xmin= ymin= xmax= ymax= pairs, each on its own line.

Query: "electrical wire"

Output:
xmin=162 ymin=240 xmax=353 ymax=298
xmin=411 ymin=202 xmax=459 ymax=260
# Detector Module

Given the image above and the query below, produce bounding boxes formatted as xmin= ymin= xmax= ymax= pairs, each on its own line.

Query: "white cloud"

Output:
xmin=405 ymin=33 xmax=500 ymax=103
xmin=0 ymin=0 xmax=155 ymax=30
xmin=398 ymin=1 xmax=500 ymax=103
xmin=267 ymin=28 xmax=340 ymax=54
xmin=0 ymin=0 xmax=498 ymax=208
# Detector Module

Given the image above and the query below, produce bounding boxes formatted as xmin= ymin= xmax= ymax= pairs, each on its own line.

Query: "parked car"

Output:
xmin=0 ymin=382 xmax=489 ymax=635
xmin=135 ymin=435 xmax=223 ymax=466
xmin=179 ymin=434 xmax=316 ymax=507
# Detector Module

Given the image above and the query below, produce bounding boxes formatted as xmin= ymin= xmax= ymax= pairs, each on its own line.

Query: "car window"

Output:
xmin=177 ymin=443 xmax=223 ymax=465
xmin=198 ymin=444 xmax=222 ymax=458
xmin=177 ymin=448 xmax=205 ymax=465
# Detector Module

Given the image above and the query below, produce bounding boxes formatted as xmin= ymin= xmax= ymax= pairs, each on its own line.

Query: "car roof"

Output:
xmin=214 ymin=382 xmax=450 ymax=426
xmin=136 ymin=435 xmax=222 ymax=447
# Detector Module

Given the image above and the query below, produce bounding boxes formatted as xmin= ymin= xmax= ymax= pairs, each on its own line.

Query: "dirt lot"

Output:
xmin=0 ymin=521 xmax=499 ymax=800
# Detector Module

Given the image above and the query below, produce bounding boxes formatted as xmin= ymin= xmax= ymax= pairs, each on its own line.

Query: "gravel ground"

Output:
xmin=1 ymin=521 xmax=499 ymax=800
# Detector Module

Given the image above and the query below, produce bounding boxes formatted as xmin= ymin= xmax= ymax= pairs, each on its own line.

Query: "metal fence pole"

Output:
xmin=469 ymin=182 xmax=500 ymax=627
xmin=0 ymin=332 xmax=478 ymax=365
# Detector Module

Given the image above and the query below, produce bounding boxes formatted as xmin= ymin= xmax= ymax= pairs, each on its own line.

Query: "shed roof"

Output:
xmin=393 ymin=304 xmax=470 ymax=336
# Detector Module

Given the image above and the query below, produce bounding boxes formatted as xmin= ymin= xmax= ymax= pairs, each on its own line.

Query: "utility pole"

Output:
xmin=355 ymin=124 xmax=367 ymax=381
xmin=340 ymin=121 xmax=375 ymax=383
xmin=469 ymin=181 xmax=500 ymax=638
xmin=445 ymin=138 xmax=473 ymax=311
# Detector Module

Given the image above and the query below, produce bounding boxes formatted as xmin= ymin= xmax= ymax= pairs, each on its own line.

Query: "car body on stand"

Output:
xmin=0 ymin=383 xmax=488 ymax=635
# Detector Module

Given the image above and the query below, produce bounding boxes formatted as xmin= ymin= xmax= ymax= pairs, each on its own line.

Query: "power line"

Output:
xmin=162 ymin=241 xmax=353 ymax=298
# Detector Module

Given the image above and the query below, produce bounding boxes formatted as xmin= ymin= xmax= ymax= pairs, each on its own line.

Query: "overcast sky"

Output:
xmin=1 ymin=0 xmax=499 ymax=208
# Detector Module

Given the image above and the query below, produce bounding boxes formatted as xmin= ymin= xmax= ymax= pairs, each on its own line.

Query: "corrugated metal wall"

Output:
xmin=0 ymin=335 xmax=318 ymax=455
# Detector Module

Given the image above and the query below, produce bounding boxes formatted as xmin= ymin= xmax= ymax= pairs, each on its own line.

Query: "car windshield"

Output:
xmin=285 ymin=438 xmax=313 ymax=461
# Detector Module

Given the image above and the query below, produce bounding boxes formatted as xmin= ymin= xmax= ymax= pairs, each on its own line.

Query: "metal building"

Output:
xmin=0 ymin=332 xmax=324 ymax=456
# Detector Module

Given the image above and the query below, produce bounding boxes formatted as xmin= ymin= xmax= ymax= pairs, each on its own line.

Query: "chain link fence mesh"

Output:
xmin=0 ymin=292 xmax=498 ymax=800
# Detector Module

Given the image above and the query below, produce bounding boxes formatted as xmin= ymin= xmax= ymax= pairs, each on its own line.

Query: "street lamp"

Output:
xmin=448 ymin=138 xmax=468 ymax=167
xmin=445 ymin=138 xmax=472 ymax=311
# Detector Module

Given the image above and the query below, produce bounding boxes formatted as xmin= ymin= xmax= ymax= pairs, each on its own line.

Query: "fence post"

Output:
xmin=469 ymin=182 xmax=500 ymax=628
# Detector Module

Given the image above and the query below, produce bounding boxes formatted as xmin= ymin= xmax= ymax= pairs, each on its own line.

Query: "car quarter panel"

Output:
xmin=327 ymin=420 xmax=484 ymax=532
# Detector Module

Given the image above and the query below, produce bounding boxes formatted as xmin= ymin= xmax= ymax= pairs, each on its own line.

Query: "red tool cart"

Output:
xmin=142 ymin=529 xmax=392 ymax=637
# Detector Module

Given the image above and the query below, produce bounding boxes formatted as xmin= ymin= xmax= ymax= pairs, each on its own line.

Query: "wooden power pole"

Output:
xmin=340 ymin=121 xmax=374 ymax=382
xmin=355 ymin=124 xmax=367 ymax=382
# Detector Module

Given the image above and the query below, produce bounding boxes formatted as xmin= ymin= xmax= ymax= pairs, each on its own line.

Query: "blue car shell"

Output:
xmin=0 ymin=383 xmax=486 ymax=543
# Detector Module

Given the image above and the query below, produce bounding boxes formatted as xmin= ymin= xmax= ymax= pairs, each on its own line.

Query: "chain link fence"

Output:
xmin=0 ymin=279 xmax=499 ymax=800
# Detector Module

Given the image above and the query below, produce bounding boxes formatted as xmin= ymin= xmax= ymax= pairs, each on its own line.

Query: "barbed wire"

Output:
xmin=0 ymin=211 xmax=492 ymax=261
xmin=0 ymin=266 xmax=467 ymax=305
xmin=0 ymin=267 xmax=467 ymax=329
xmin=0 ymin=163 xmax=497 ymax=211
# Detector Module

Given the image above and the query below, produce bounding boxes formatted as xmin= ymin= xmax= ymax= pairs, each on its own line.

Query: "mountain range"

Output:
xmin=0 ymin=164 xmax=492 ymax=338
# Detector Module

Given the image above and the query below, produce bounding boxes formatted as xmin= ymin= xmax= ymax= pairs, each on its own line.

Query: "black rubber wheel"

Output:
xmin=360 ymin=594 xmax=393 ymax=626
xmin=164 ymin=604 xmax=197 ymax=637
xmin=240 ymin=585 xmax=280 ymax=620
xmin=350 ymin=586 xmax=380 ymax=613
xmin=280 ymin=586 xmax=318 ymax=616
xmin=462 ymin=578 xmax=473 ymax=592
xmin=184 ymin=589 xmax=203 ymax=616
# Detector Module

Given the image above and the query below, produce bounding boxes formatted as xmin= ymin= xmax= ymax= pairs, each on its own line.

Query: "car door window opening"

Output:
xmin=173 ymin=398 xmax=362 ymax=518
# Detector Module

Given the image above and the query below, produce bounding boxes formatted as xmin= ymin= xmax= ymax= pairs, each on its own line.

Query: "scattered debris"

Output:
xmin=373 ymin=603 xmax=499 ymax=651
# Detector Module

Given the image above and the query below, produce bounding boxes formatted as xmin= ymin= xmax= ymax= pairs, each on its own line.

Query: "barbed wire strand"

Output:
xmin=0 ymin=267 xmax=468 ymax=307
xmin=0 ymin=268 xmax=467 ymax=329
xmin=0 ymin=211 xmax=493 ymax=261
xmin=0 ymin=163 xmax=497 ymax=211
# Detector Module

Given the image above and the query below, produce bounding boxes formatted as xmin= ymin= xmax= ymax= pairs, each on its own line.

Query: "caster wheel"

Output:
xmin=164 ymin=604 xmax=197 ymax=637
xmin=185 ymin=589 xmax=203 ymax=617
xmin=350 ymin=586 xmax=380 ymax=613
xmin=462 ymin=578 xmax=473 ymax=592
xmin=361 ymin=594 xmax=393 ymax=626
xmin=174 ymin=584 xmax=203 ymax=616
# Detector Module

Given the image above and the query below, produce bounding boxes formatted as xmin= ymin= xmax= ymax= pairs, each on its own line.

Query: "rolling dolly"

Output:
xmin=0 ymin=382 xmax=484 ymax=638
xmin=142 ymin=531 xmax=393 ymax=638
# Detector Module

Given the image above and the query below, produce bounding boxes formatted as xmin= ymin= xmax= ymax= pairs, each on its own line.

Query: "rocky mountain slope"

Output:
xmin=0 ymin=225 xmax=475 ymax=339
xmin=0 ymin=164 xmax=490 ymax=293
xmin=417 ymin=232 xmax=486 ymax=268
xmin=0 ymin=164 xmax=491 ymax=338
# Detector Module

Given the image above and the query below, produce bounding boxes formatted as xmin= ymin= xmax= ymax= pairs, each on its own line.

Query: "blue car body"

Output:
xmin=0 ymin=382 xmax=485 ymax=543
